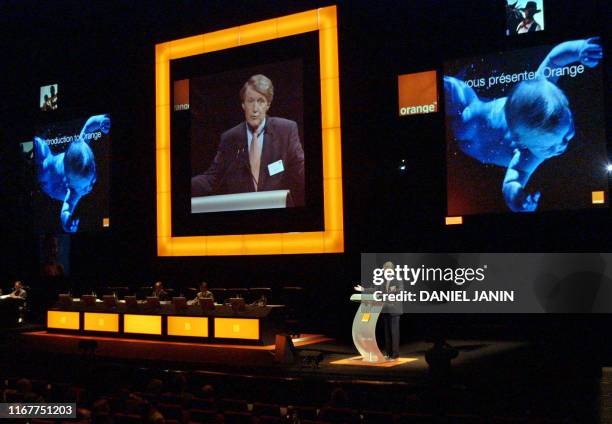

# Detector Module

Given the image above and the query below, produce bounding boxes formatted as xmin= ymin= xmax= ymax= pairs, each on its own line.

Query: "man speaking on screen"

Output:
xmin=191 ymin=74 xmax=305 ymax=206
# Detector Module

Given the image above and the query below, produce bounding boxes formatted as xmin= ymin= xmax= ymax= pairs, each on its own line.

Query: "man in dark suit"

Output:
xmin=380 ymin=261 xmax=403 ymax=360
xmin=191 ymin=74 xmax=305 ymax=206
xmin=151 ymin=281 xmax=170 ymax=301
xmin=8 ymin=280 xmax=27 ymax=300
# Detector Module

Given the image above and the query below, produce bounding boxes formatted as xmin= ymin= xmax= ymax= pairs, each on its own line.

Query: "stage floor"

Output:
xmin=17 ymin=331 xmax=526 ymax=383
xmin=19 ymin=331 xmax=332 ymax=367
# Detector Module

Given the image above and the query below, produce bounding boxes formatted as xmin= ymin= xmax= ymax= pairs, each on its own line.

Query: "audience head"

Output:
xmin=16 ymin=378 xmax=32 ymax=394
xmin=201 ymin=383 xmax=215 ymax=399
xmin=167 ymin=372 xmax=187 ymax=393
xmin=91 ymin=398 xmax=111 ymax=416
xmin=145 ymin=378 xmax=163 ymax=396
xmin=329 ymin=387 xmax=348 ymax=408
xmin=76 ymin=408 xmax=92 ymax=421
xmin=146 ymin=403 xmax=165 ymax=424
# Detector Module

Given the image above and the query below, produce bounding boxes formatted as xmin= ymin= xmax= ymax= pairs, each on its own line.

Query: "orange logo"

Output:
xmin=397 ymin=70 xmax=438 ymax=116
xmin=173 ymin=79 xmax=190 ymax=111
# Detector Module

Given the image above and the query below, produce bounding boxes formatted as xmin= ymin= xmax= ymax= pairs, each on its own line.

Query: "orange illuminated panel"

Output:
xmin=214 ymin=318 xmax=259 ymax=340
xmin=123 ymin=314 xmax=162 ymax=335
xmin=155 ymin=6 xmax=343 ymax=256
xmin=84 ymin=312 xmax=119 ymax=333
xmin=47 ymin=310 xmax=80 ymax=330
xmin=102 ymin=217 xmax=110 ymax=227
xmin=592 ymin=191 xmax=605 ymax=204
xmin=445 ymin=216 xmax=463 ymax=225
xmin=167 ymin=316 xmax=208 ymax=337
xmin=398 ymin=70 xmax=438 ymax=116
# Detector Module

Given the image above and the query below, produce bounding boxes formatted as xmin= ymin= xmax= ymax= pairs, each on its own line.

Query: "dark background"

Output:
xmin=0 ymin=0 xmax=610 ymax=342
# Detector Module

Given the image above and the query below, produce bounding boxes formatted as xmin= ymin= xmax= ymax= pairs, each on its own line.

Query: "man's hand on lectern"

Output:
xmin=354 ymin=284 xmax=364 ymax=292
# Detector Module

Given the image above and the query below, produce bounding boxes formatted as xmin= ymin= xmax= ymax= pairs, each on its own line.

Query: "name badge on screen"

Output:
xmin=268 ymin=160 xmax=284 ymax=176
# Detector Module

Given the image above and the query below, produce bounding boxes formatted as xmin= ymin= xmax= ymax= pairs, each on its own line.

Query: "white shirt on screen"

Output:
xmin=516 ymin=21 xmax=541 ymax=34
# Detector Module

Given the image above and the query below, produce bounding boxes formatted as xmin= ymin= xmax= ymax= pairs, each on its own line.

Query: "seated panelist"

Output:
xmin=188 ymin=282 xmax=214 ymax=305
xmin=151 ymin=281 xmax=170 ymax=301
xmin=7 ymin=281 xmax=27 ymax=300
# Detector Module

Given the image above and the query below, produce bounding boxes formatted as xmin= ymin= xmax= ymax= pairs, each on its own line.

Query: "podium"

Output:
xmin=191 ymin=190 xmax=290 ymax=213
xmin=350 ymin=293 xmax=385 ymax=362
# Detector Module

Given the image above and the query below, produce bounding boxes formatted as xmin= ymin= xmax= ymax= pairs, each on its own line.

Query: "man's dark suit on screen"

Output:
xmin=191 ymin=117 xmax=305 ymax=206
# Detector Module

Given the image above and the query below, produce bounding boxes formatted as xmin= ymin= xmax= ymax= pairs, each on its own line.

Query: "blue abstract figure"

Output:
xmin=444 ymin=38 xmax=602 ymax=212
xmin=34 ymin=114 xmax=110 ymax=232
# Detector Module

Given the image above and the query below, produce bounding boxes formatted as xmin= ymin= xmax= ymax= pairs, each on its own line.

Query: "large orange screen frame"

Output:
xmin=155 ymin=6 xmax=343 ymax=256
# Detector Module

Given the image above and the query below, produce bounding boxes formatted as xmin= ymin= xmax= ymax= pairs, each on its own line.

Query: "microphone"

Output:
xmin=239 ymin=145 xmax=259 ymax=191
xmin=215 ymin=143 xmax=249 ymax=193
xmin=208 ymin=123 xmax=267 ymax=194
